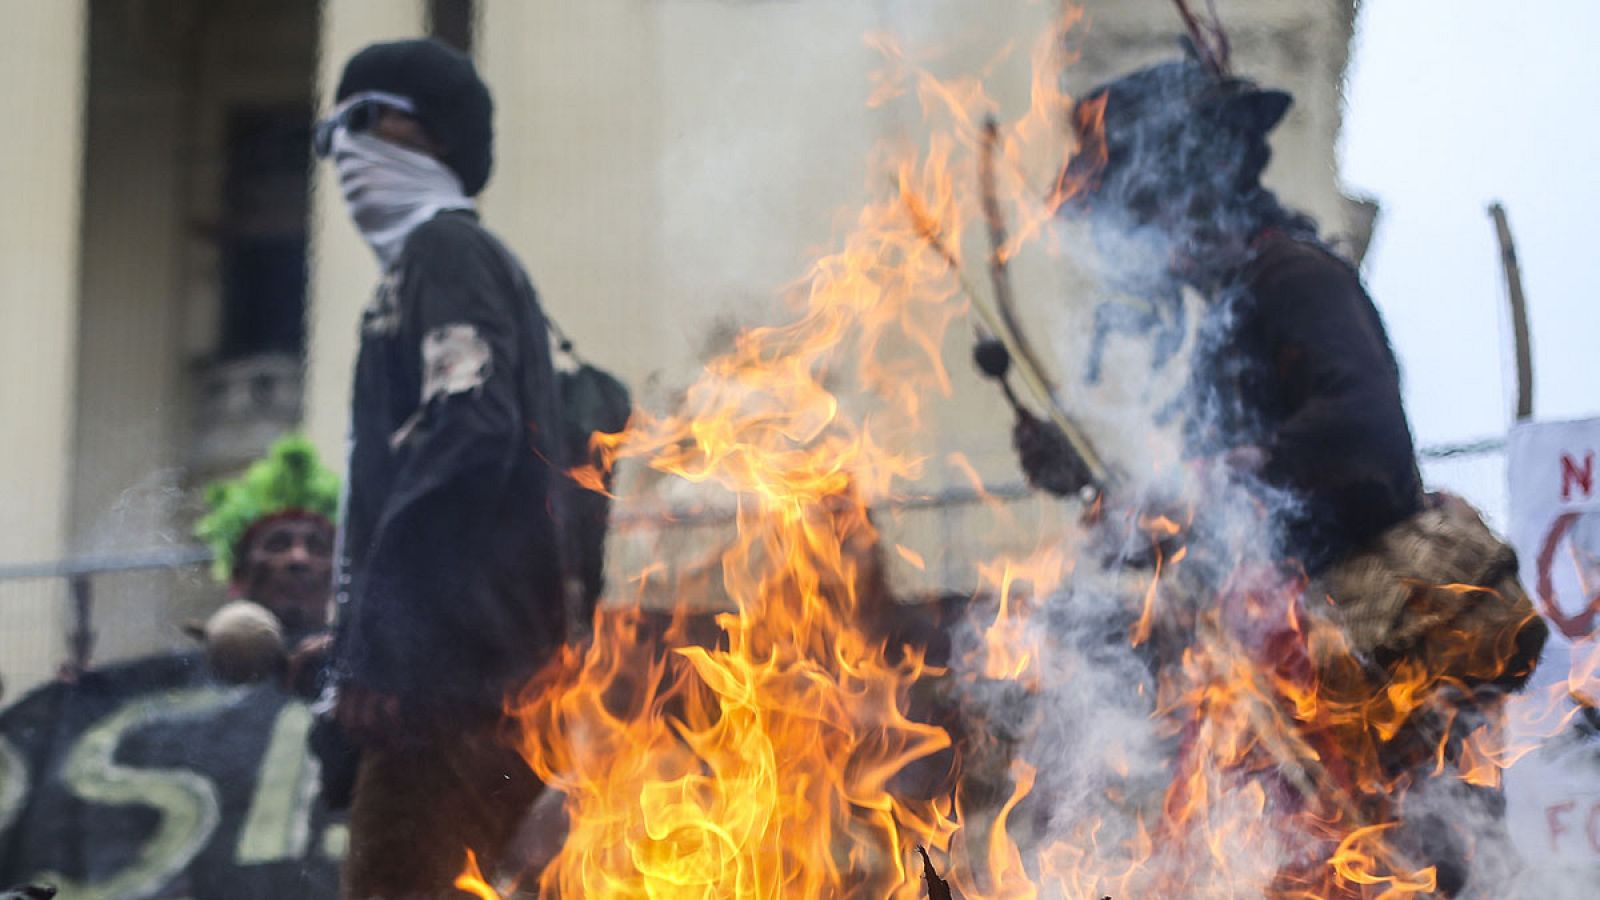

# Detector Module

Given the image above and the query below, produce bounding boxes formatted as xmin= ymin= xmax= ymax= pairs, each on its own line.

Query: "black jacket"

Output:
xmin=1206 ymin=231 xmax=1422 ymax=571
xmin=332 ymin=211 xmax=567 ymax=712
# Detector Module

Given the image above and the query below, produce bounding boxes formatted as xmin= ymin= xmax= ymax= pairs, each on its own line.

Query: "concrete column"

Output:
xmin=70 ymin=7 xmax=189 ymax=555
xmin=0 ymin=0 xmax=88 ymax=686
xmin=303 ymin=0 xmax=427 ymax=461
xmin=0 ymin=1 xmax=88 ymax=559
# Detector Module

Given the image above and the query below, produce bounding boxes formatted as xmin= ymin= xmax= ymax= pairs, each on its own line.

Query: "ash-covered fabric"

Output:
xmin=1311 ymin=492 xmax=1546 ymax=687
xmin=1301 ymin=492 xmax=1546 ymax=897
xmin=420 ymin=323 xmax=493 ymax=401
xmin=389 ymin=322 xmax=495 ymax=450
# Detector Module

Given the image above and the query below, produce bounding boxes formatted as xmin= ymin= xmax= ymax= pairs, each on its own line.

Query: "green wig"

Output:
xmin=195 ymin=434 xmax=341 ymax=582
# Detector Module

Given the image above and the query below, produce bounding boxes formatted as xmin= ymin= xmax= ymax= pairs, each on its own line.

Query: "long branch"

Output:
xmin=898 ymin=184 xmax=1110 ymax=487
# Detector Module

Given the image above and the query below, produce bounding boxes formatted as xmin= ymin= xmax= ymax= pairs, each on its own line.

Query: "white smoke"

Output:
xmin=937 ymin=134 xmax=1569 ymax=894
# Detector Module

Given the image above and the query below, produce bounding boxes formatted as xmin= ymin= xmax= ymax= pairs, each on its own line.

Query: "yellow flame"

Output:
xmin=454 ymin=849 xmax=503 ymax=900
xmin=490 ymin=6 xmax=1559 ymax=897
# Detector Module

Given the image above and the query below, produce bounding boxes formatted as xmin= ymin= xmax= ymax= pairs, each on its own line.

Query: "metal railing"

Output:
xmin=0 ymin=435 xmax=1506 ymax=684
xmin=1418 ymin=437 xmax=1506 ymax=461
xmin=0 ymin=547 xmax=213 ymax=679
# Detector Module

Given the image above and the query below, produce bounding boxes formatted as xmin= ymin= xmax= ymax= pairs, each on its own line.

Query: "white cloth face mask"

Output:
xmin=332 ymin=128 xmax=475 ymax=268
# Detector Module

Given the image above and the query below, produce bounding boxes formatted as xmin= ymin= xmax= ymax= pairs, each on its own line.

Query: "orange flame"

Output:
xmin=488 ymin=7 xmax=1559 ymax=898
xmin=493 ymin=9 xmax=1116 ymax=896
xmin=977 ymin=550 xmax=1065 ymax=683
xmin=567 ymin=463 xmax=616 ymax=498
xmin=454 ymin=849 xmax=502 ymax=900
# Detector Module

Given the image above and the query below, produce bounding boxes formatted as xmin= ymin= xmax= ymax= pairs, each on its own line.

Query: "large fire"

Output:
xmin=458 ymin=7 xmax=1592 ymax=898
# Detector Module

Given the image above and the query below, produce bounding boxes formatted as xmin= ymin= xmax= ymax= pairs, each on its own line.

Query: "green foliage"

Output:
xmin=194 ymin=435 xmax=340 ymax=582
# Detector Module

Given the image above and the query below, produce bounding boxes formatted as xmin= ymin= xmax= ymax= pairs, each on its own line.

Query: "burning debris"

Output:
xmin=449 ymin=5 xmax=1580 ymax=899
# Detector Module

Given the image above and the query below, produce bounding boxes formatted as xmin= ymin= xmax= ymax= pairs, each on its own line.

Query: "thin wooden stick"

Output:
xmin=898 ymin=185 xmax=1111 ymax=487
xmin=1488 ymin=202 xmax=1534 ymax=421
xmin=1171 ymin=0 xmax=1227 ymax=76
xmin=979 ymin=117 xmax=1059 ymax=413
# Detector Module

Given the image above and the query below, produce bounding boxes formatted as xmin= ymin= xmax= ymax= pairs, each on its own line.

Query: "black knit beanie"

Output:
xmin=335 ymin=38 xmax=494 ymax=196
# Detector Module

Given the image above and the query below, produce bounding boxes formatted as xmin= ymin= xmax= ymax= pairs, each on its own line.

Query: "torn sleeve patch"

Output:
xmin=390 ymin=323 xmax=494 ymax=450
xmin=420 ymin=323 xmax=493 ymax=402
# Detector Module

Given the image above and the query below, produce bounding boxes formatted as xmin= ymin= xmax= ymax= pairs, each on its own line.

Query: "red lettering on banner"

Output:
xmin=1549 ymin=799 xmax=1577 ymax=851
xmin=1562 ymin=452 xmax=1595 ymax=501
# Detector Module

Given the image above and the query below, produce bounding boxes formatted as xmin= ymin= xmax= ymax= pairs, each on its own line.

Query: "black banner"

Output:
xmin=0 ymin=654 xmax=342 ymax=899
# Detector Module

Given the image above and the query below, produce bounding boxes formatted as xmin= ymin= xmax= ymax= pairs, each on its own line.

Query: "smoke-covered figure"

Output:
xmin=1006 ymin=54 xmax=1549 ymax=895
xmin=1028 ymin=58 xmax=1424 ymax=572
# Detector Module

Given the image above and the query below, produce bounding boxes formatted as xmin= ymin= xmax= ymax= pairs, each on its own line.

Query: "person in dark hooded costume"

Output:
xmin=1008 ymin=46 xmax=1548 ymax=895
xmin=1017 ymin=57 xmax=1421 ymax=574
xmin=314 ymin=38 xmax=566 ymax=899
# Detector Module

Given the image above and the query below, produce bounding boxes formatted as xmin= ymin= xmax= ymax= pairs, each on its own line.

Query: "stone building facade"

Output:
xmin=0 ymin=0 xmax=1361 ymax=693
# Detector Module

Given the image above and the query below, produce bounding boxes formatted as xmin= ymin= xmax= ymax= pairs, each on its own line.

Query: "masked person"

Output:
xmin=194 ymin=433 xmax=340 ymax=691
xmin=1012 ymin=56 xmax=1546 ymax=894
xmin=315 ymin=39 xmax=566 ymax=899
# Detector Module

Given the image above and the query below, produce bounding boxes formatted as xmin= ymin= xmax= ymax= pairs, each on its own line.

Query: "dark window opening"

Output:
xmin=221 ymin=237 xmax=307 ymax=357
xmin=218 ymin=107 xmax=312 ymax=360
xmin=428 ymin=0 xmax=476 ymax=54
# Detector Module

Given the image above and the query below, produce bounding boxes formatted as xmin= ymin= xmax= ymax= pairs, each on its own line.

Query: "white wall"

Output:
xmin=469 ymin=0 xmax=1357 ymax=600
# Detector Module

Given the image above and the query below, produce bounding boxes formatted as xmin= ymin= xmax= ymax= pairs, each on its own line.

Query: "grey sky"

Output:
xmin=1340 ymin=0 xmax=1600 ymax=522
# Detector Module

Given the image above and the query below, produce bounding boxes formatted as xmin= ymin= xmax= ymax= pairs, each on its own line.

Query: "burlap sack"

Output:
xmin=1309 ymin=492 xmax=1541 ymax=685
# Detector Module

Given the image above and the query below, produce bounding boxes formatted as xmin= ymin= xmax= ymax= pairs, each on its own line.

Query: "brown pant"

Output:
xmin=342 ymin=722 xmax=543 ymax=900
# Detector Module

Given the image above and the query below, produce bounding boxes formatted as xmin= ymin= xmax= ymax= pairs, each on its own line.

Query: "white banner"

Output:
xmin=1504 ymin=417 xmax=1600 ymax=869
